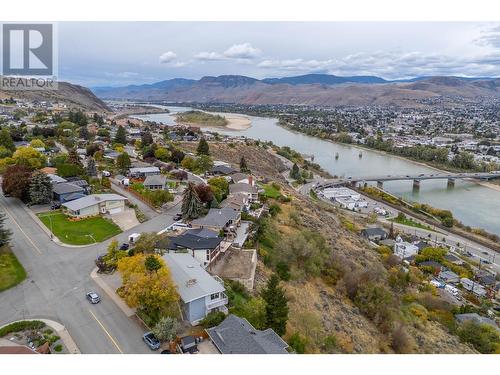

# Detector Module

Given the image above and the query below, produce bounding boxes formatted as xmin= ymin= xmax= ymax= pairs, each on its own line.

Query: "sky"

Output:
xmin=56 ymin=22 xmax=500 ymax=87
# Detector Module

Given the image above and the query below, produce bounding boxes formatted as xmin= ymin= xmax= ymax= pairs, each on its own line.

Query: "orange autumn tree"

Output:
xmin=117 ymin=253 xmax=179 ymax=325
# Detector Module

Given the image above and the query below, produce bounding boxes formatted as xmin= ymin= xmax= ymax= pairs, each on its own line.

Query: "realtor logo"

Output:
xmin=1 ymin=23 xmax=57 ymax=90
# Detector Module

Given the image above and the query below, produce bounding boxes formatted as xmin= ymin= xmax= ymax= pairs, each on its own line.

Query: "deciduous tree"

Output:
xmin=2 ymin=165 xmax=32 ymax=202
xmin=0 ymin=210 xmax=12 ymax=247
xmin=152 ymin=316 xmax=179 ymax=343
xmin=116 ymin=152 xmax=131 ymax=173
xmin=86 ymin=157 xmax=97 ymax=177
xmin=12 ymin=147 xmax=46 ymax=169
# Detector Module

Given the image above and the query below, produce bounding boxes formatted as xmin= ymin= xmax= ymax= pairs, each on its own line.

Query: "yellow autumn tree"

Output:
xmin=117 ymin=253 xmax=179 ymax=324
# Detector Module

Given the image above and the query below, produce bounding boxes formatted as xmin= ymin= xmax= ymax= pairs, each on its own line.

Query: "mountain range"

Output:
xmin=91 ymin=74 xmax=500 ymax=107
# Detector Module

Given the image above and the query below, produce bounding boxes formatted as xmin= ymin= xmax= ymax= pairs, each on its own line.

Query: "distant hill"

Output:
xmin=262 ymin=73 xmax=388 ymax=85
xmin=1 ymin=78 xmax=109 ymax=112
xmin=92 ymin=74 xmax=500 ymax=107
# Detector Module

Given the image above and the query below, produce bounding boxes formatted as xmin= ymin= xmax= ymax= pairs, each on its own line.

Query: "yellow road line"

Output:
xmin=0 ymin=202 xmax=42 ymax=255
xmin=88 ymin=309 xmax=124 ymax=354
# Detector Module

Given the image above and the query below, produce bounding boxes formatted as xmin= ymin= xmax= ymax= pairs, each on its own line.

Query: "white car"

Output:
xmin=86 ymin=292 xmax=101 ymax=304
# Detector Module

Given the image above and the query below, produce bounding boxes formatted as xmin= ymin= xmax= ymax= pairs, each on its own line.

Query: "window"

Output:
xmin=210 ymin=293 xmax=219 ymax=300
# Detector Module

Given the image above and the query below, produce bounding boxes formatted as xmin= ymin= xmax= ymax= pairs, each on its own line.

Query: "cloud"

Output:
xmin=104 ymin=71 xmax=139 ymax=78
xmin=193 ymin=51 xmax=224 ymax=61
xmin=193 ymin=43 xmax=261 ymax=62
xmin=257 ymin=50 xmax=500 ymax=79
xmin=159 ymin=51 xmax=177 ymax=64
xmin=223 ymin=43 xmax=261 ymax=59
xmin=475 ymin=24 xmax=500 ymax=49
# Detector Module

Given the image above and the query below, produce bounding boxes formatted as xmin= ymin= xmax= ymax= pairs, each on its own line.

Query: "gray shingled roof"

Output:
xmin=156 ymin=232 xmax=222 ymax=251
xmin=191 ymin=207 xmax=240 ymax=228
xmin=455 ymin=313 xmax=498 ymax=329
xmin=206 ymin=315 xmax=289 ymax=354
xmin=162 ymin=253 xmax=225 ymax=303
xmin=53 ymin=182 xmax=85 ymax=195
xmin=143 ymin=174 xmax=166 ymax=187
xmin=229 ymin=183 xmax=258 ymax=194
xmin=62 ymin=194 xmax=126 ymax=211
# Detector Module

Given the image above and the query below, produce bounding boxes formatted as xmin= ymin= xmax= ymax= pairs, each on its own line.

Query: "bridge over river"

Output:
xmin=317 ymin=171 xmax=500 ymax=190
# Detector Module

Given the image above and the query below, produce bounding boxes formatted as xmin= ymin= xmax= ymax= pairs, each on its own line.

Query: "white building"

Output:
xmin=393 ymin=241 xmax=419 ymax=259
xmin=62 ymin=194 xmax=127 ymax=218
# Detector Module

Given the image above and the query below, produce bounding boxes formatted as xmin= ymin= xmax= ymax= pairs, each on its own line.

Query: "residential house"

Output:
xmin=476 ymin=271 xmax=497 ymax=287
xmin=229 ymin=173 xmax=255 ymax=186
xmin=191 ymin=207 xmax=241 ymax=233
xmin=361 ymin=227 xmax=388 ymax=242
xmin=143 ymin=175 xmax=167 ymax=190
xmin=162 ymin=253 xmax=228 ymax=325
xmin=47 ymin=173 xmax=67 ymax=184
xmin=229 ymin=183 xmax=259 ymax=202
xmin=439 ymin=270 xmax=460 ymax=284
xmin=206 ymin=314 xmax=289 ymax=354
xmin=156 ymin=228 xmax=223 ymax=268
xmin=128 ymin=166 xmax=161 ymax=179
xmin=52 ymin=182 xmax=86 ymax=203
xmin=418 ymin=260 xmax=443 ymax=273
xmin=62 ymin=194 xmax=127 ymax=218
xmin=220 ymin=192 xmax=250 ymax=212
xmin=209 ymin=164 xmax=237 ymax=176
xmin=455 ymin=313 xmax=498 ymax=330
xmin=444 ymin=253 xmax=464 ymax=265
xmin=393 ymin=241 xmax=419 ymax=260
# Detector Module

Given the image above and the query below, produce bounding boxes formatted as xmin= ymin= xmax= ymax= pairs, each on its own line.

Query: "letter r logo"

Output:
xmin=2 ymin=24 xmax=53 ymax=76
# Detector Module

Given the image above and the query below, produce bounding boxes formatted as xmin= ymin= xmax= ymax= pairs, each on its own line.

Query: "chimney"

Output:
xmin=248 ymin=175 xmax=253 ymax=186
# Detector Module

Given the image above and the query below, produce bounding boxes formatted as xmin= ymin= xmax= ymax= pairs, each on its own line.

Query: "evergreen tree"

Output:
xmin=86 ymin=157 xmax=97 ymax=177
xmin=29 ymin=171 xmax=53 ymax=205
xmin=262 ymin=274 xmax=289 ymax=336
xmin=141 ymin=131 xmax=153 ymax=146
xmin=240 ymin=156 xmax=250 ymax=173
xmin=196 ymin=138 xmax=210 ymax=156
xmin=114 ymin=125 xmax=127 ymax=144
xmin=79 ymin=126 xmax=89 ymax=140
xmin=290 ymin=163 xmax=300 ymax=180
xmin=145 ymin=255 xmax=162 ymax=273
xmin=0 ymin=210 xmax=12 ymax=247
xmin=0 ymin=128 xmax=15 ymax=152
xmin=181 ymin=182 xmax=203 ymax=220
xmin=116 ymin=152 xmax=131 ymax=173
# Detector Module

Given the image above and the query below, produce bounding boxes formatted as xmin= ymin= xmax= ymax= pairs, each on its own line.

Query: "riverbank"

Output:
xmin=175 ymin=111 xmax=252 ymax=131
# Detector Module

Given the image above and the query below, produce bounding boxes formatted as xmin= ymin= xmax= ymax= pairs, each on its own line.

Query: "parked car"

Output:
xmin=142 ymin=332 xmax=160 ymax=350
xmin=86 ymin=292 xmax=101 ymax=304
xmin=102 ymin=170 xmax=111 ymax=177
xmin=180 ymin=335 xmax=198 ymax=354
xmin=430 ymin=279 xmax=444 ymax=289
xmin=51 ymin=201 xmax=61 ymax=210
xmin=119 ymin=243 xmax=129 ymax=250
xmin=173 ymin=213 xmax=182 ymax=221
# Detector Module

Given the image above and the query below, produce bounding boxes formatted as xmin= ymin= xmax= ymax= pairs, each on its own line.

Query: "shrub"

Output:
xmin=0 ymin=320 xmax=45 ymax=337
xmin=200 ymin=311 xmax=226 ymax=328
xmin=53 ymin=344 xmax=63 ymax=352
xmin=391 ymin=324 xmax=414 ymax=353
xmin=323 ymin=334 xmax=337 ymax=352
xmin=457 ymin=321 xmax=500 ymax=354
xmin=276 ymin=261 xmax=291 ymax=281
xmin=288 ymin=332 xmax=307 ymax=354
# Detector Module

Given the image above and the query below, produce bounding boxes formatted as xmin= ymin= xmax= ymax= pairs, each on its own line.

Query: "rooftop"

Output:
xmin=62 ymin=193 xmax=126 ymax=211
xmin=143 ymin=174 xmax=167 ymax=186
xmin=162 ymin=252 xmax=225 ymax=303
xmin=191 ymin=207 xmax=240 ymax=229
xmin=206 ymin=314 xmax=289 ymax=354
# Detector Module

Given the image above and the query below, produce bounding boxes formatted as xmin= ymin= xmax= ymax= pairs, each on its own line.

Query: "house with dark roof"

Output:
xmin=209 ymin=164 xmax=237 ymax=176
xmin=206 ymin=314 xmax=289 ymax=354
xmin=52 ymin=182 xmax=86 ymax=203
xmin=143 ymin=174 xmax=167 ymax=190
xmin=191 ymin=207 xmax=241 ymax=232
xmin=360 ymin=227 xmax=388 ymax=242
xmin=156 ymin=228 xmax=223 ymax=268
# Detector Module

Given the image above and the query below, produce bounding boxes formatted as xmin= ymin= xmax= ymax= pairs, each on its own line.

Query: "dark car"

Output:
xmin=119 ymin=243 xmax=129 ymax=251
xmin=51 ymin=201 xmax=61 ymax=210
xmin=173 ymin=213 xmax=182 ymax=221
xmin=143 ymin=332 xmax=160 ymax=350
xmin=86 ymin=292 xmax=101 ymax=304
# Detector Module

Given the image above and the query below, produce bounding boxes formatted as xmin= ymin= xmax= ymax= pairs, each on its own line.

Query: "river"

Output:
xmin=133 ymin=106 xmax=500 ymax=235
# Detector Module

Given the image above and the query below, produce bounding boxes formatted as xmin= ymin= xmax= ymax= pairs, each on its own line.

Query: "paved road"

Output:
xmin=0 ymin=193 xmax=180 ymax=354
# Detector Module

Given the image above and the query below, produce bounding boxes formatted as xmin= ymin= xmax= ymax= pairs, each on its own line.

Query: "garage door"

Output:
xmin=108 ymin=207 xmax=123 ymax=215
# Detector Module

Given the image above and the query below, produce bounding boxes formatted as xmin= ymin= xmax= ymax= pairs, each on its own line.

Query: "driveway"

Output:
xmin=109 ymin=208 xmax=139 ymax=231
xmin=0 ymin=192 xmax=179 ymax=353
xmin=110 ymin=181 xmax=159 ymax=220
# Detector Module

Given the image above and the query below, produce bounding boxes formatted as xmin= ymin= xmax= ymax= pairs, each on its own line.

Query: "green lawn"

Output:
xmin=37 ymin=211 xmax=122 ymax=245
xmin=0 ymin=246 xmax=27 ymax=292
xmin=261 ymin=183 xmax=282 ymax=199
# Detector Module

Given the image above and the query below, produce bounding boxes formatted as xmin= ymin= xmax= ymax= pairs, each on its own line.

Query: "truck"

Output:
xmin=128 ymin=233 xmax=141 ymax=243
xmin=445 ymin=284 xmax=460 ymax=297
